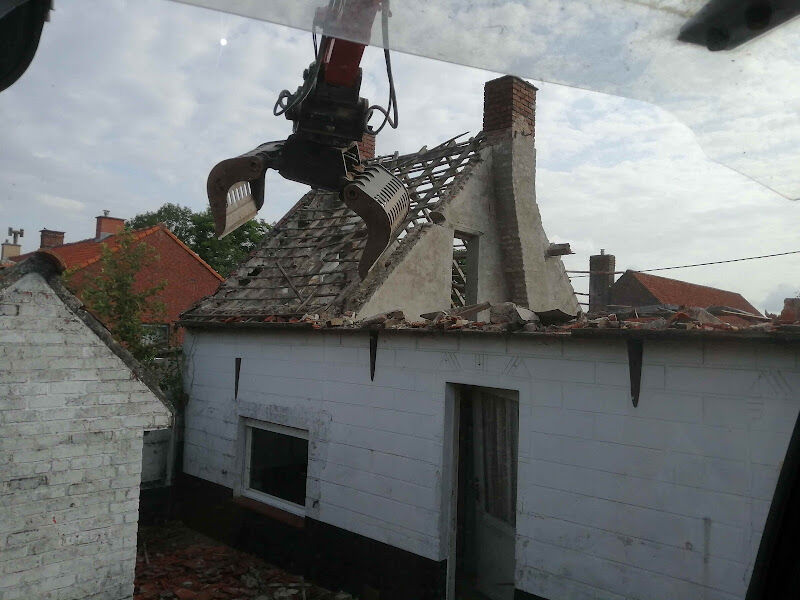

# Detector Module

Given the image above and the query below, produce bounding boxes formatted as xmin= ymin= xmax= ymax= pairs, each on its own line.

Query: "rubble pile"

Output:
xmin=135 ymin=523 xmax=354 ymax=600
xmin=282 ymin=298 xmax=800 ymax=335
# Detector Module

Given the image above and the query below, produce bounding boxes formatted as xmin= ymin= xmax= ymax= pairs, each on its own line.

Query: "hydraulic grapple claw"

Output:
xmin=341 ymin=165 xmax=410 ymax=279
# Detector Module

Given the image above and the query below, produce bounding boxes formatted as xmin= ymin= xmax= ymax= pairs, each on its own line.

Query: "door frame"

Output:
xmin=443 ymin=383 xmax=522 ymax=600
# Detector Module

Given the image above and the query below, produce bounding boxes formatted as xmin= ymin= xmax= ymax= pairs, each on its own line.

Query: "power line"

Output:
xmin=567 ymin=249 xmax=800 ymax=278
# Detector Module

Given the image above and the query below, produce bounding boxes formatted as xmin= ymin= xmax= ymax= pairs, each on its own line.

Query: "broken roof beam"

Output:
xmin=546 ymin=243 xmax=573 ymax=257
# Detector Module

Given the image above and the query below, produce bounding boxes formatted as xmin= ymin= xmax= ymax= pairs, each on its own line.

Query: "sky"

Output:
xmin=1 ymin=0 xmax=798 ymax=313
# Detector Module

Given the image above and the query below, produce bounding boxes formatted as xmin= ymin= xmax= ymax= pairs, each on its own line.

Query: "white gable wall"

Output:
xmin=0 ymin=272 xmax=171 ymax=600
xmin=356 ymin=223 xmax=454 ymax=321
xmin=439 ymin=150 xmax=510 ymax=307
xmin=355 ymin=150 xmax=577 ymax=321
xmin=182 ymin=327 xmax=799 ymax=600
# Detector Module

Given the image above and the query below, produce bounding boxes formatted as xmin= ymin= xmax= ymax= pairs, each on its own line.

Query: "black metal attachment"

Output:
xmin=207 ymin=141 xmax=283 ymax=238
xmin=626 ymin=338 xmax=643 ymax=407
xmin=341 ymin=164 xmax=411 ymax=279
xmin=234 ymin=357 xmax=242 ymax=399
xmin=278 ymin=134 xmax=360 ymax=191
xmin=746 ymin=405 xmax=800 ymax=599
xmin=0 ymin=0 xmax=51 ymax=93
xmin=285 ymin=66 xmax=370 ymax=148
xmin=678 ymin=0 xmax=800 ymax=51
xmin=369 ymin=328 xmax=379 ymax=381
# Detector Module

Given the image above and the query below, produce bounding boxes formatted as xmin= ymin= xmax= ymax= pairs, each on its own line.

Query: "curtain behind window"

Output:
xmin=476 ymin=389 xmax=518 ymax=525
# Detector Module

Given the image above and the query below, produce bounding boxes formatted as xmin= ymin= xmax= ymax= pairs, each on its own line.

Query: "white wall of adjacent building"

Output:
xmin=182 ymin=327 xmax=800 ymax=600
xmin=0 ymin=272 xmax=171 ymax=600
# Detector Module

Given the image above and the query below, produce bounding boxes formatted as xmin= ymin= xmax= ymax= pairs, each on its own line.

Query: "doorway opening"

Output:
xmin=451 ymin=385 xmax=519 ymax=600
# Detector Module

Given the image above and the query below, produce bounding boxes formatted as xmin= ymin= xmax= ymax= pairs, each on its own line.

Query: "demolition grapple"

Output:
xmin=207 ymin=0 xmax=408 ymax=280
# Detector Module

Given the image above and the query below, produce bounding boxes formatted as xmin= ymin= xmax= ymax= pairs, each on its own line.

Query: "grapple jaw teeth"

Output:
xmin=340 ymin=165 xmax=410 ymax=279
xmin=206 ymin=141 xmax=282 ymax=239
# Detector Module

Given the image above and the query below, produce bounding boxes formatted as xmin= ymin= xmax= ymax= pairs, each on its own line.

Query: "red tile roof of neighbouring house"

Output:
xmin=611 ymin=270 xmax=761 ymax=315
xmin=12 ymin=224 xmax=223 ymax=343
xmin=13 ymin=225 xmax=222 ymax=281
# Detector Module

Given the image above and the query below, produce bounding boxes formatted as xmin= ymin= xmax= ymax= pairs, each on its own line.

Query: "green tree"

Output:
xmin=128 ymin=203 xmax=270 ymax=277
xmin=67 ymin=229 xmax=166 ymax=363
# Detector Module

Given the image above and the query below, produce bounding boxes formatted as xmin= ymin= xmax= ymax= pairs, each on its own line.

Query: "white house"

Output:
xmin=0 ymin=254 xmax=173 ymax=600
xmin=178 ymin=76 xmax=800 ymax=600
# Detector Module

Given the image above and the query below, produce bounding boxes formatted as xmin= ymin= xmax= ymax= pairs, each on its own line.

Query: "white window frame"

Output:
xmin=242 ymin=419 xmax=309 ymax=517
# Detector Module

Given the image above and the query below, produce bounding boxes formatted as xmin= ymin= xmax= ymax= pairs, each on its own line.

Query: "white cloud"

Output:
xmin=39 ymin=194 xmax=85 ymax=212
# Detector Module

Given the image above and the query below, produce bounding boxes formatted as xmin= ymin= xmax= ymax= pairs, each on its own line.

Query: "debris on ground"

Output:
xmin=135 ymin=522 xmax=356 ymax=600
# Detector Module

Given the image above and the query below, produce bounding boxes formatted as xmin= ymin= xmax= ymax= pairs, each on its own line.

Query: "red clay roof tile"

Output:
xmin=622 ymin=271 xmax=761 ymax=316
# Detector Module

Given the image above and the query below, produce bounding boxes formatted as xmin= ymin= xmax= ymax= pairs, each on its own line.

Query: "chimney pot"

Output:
xmin=95 ymin=214 xmax=126 ymax=241
xmin=589 ymin=251 xmax=616 ymax=313
xmin=39 ymin=229 xmax=65 ymax=249
xmin=483 ymin=75 xmax=538 ymax=136
xmin=1 ymin=241 xmax=21 ymax=260
xmin=779 ymin=297 xmax=800 ymax=323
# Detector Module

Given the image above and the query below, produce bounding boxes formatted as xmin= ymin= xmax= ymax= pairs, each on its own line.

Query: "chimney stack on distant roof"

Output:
xmin=779 ymin=297 xmax=800 ymax=323
xmin=589 ymin=250 xmax=616 ymax=313
xmin=39 ymin=229 xmax=65 ymax=249
xmin=2 ymin=227 xmax=24 ymax=260
xmin=95 ymin=211 xmax=125 ymax=241
xmin=357 ymin=132 xmax=376 ymax=160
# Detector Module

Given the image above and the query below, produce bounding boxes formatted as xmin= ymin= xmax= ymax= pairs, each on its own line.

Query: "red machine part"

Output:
xmin=317 ymin=0 xmax=382 ymax=87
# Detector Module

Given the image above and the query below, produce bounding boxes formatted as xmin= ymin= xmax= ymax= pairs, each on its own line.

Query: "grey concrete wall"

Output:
xmin=356 ymin=223 xmax=454 ymax=321
xmin=0 ymin=273 xmax=171 ymax=600
xmin=183 ymin=327 xmax=798 ymax=600
xmin=489 ymin=130 xmax=579 ymax=314
xmin=440 ymin=150 xmax=510 ymax=308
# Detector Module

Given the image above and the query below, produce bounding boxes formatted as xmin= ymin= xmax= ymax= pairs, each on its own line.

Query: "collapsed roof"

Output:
xmin=183 ymin=133 xmax=485 ymax=324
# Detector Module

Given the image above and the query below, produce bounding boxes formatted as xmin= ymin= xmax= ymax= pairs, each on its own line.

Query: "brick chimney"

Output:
xmin=589 ymin=250 xmax=616 ymax=313
xmin=481 ymin=74 xmax=581 ymax=314
xmin=779 ymin=297 xmax=800 ymax=323
xmin=483 ymin=75 xmax=536 ymax=140
xmin=39 ymin=229 xmax=65 ymax=249
xmin=95 ymin=211 xmax=125 ymax=241
xmin=357 ymin=132 xmax=376 ymax=160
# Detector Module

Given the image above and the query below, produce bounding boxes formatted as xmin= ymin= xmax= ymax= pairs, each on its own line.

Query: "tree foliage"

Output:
xmin=127 ymin=203 xmax=270 ymax=277
xmin=67 ymin=229 xmax=165 ymax=363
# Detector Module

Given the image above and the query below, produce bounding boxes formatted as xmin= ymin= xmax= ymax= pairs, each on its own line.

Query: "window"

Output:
xmin=141 ymin=323 xmax=169 ymax=348
xmin=452 ymin=232 xmax=478 ymax=307
xmin=243 ymin=420 xmax=309 ymax=516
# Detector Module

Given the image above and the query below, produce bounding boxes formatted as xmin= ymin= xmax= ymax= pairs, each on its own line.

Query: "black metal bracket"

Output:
xmin=626 ymin=339 xmax=643 ymax=407
xmin=369 ymin=328 xmax=379 ymax=381
xmin=234 ymin=357 xmax=242 ymax=399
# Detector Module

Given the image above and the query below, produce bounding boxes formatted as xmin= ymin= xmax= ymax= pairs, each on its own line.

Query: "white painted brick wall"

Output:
xmin=1 ymin=273 xmax=171 ymax=600
xmin=182 ymin=329 xmax=799 ymax=600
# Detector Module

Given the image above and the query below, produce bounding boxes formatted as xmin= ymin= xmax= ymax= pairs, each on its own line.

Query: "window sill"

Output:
xmin=233 ymin=495 xmax=306 ymax=529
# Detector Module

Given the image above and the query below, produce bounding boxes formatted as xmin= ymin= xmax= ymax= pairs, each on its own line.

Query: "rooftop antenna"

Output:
xmin=7 ymin=227 xmax=24 ymax=244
